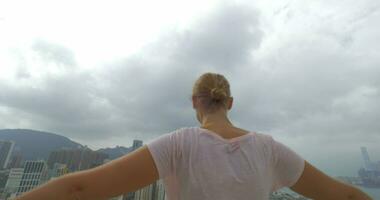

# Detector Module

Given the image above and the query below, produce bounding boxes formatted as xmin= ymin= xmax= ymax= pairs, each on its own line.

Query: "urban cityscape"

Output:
xmin=0 ymin=134 xmax=378 ymax=200
xmin=0 ymin=137 xmax=169 ymax=200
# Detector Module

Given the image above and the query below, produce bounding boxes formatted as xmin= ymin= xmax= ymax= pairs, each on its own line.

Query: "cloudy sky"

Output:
xmin=1 ymin=0 xmax=379 ymax=176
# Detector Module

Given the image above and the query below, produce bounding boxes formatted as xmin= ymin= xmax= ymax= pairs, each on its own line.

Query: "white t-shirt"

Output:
xmin=146 ymin=127 xmax=305 ymax=200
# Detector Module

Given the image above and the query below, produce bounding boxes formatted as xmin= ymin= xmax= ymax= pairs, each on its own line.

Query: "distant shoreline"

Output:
xmin=357 ymin=186 xmax=380 ymax=199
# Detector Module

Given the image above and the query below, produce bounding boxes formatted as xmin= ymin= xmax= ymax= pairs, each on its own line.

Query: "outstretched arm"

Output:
xmin=290 ymin=161 xmax=373 ymax=200
xmin=16 ymin=145 xmax=159 ymax=200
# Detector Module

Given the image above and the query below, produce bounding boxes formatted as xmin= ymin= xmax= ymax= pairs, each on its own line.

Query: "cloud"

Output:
xmin=172 ymin=5 xmax=263 ymax=69
xmin=0 ymin=1 xmax=379 ymax=176
xmin=31 ymin=39 xmax=77 ymax=67
xmin=89 ymin=4 xmax=264 ymax=137
xmin=0 ymin=4 xmax=264 ymax=141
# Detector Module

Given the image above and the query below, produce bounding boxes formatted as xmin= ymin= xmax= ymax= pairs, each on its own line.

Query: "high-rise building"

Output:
xmin=49 ymin=163 xmax=69 ymax=180
xmin=358 ymin=147 xmax=380 ymax=188
xmin=124 ymin=139 xmax=144 ymax=200
xmin=112 ymin=181 xmax=165 ymax=200
xmin=134 ymin=182 xmax=155 ymax=200
xmin=0 ymin=169 xmax=9 ymax=192
xmin=132 ymin=140 xmax=143 ymax=151
xmin=16 ymin=160 xmax=48 ymax=196
xmin=0 ymin=141 xmax=15 ymax=169
xmin=47 ymin=148 xmax=108 ymax=172
xmin=361 ymin=147 xmax=372 ymax=169
xmin=153 ymin=179 xmax=166 ymax=200
xmin=360 ymin=147 xmax=378 ymax=171
xmin=132 ymin=179 xmax=166 ymax=200
xmin=123 ymin=192 xmax=135 ymax=200
xmin=7 ymin=151 xmax=23 ymax=169
xmin=3 ymin=168 xmax=24 ymax=198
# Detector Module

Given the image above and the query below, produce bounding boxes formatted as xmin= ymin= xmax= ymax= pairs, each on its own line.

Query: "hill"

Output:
xmin=96 ymin=145 xmax=131 ymax=160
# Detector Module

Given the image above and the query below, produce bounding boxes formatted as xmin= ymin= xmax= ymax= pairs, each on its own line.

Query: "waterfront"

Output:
xmin=279 ymin=186 xmax=380 ymax=199
xmin=358 ymin=186 xmax=380 ymax=199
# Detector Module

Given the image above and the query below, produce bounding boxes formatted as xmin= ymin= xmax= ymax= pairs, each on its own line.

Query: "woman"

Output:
xmin=17 ymin=72 xmax=372 ymax=200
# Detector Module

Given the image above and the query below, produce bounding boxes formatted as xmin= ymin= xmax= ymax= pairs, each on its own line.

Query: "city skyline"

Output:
xmin=0 ymin=137 xmax=150 ymax=199
xmin=1 ymin=128 xmax=380 ymax=177
xmin=0 ymin=134 xmax=378 ymax=176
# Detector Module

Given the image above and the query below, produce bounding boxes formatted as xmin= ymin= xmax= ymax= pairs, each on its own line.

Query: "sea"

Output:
xmin=283 ymin=186 xmax=380 ymax=199
xmin=358 ymin=186 xmax=380 ymax=200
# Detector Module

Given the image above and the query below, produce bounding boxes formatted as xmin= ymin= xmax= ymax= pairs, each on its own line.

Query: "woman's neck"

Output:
xmin=200 ymin=112 xmax=234 ymax=129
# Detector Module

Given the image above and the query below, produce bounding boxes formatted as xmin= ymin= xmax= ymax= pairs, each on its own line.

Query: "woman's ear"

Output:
xmin=227 ymin=97 xmax=233 ymax=110
xmin=192 ymin=96 xmax=197 ymax=109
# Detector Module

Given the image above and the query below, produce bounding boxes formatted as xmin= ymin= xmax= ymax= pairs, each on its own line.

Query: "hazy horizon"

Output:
xmin=1 ymin=0 xmax=379 ymax=177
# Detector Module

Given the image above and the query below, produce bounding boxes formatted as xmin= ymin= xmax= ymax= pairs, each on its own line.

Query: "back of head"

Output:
xmin=192 ymin=72 xmax=231 ymax=113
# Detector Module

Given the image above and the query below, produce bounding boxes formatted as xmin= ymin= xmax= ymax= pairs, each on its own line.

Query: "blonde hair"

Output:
xmin=192 ymin=72 xmax=231 ymax=113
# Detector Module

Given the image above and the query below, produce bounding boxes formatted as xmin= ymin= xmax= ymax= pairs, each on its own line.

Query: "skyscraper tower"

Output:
xmin=3 ymin=168 xmax=24 ymax=197
xmin=123 ymin=139 xmax=144 ymax=200
xmin=0 ymin=140 xmax=15 ymax=169
xmin=47 ymin=148 xmax=108 ymax=171
xmin=361 ymin=147 xmax=373 ymax=170
xmin=17 ymin=160 xmax=48 ymax=196
xmin=132 ymin=140 xmax=143 ymax=151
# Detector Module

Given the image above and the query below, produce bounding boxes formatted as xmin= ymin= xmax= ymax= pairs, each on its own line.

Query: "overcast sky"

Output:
xmin=1 ymin=0 xmax=379 ymax=176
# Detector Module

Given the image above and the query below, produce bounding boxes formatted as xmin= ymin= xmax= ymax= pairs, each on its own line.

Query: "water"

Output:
xmin=282 ymin=186 xmax=380 ymax=199
xmin=358 ymin=186 xmax=380 ymax=199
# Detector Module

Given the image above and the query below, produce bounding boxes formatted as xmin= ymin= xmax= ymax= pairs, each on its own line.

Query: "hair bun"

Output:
xmin=210 ymin=88 xmax=227 ymax=101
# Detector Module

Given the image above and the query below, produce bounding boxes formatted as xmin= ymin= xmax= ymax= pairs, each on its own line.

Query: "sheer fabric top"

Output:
xmin=146 ymin=127 xmax=305 ymax=200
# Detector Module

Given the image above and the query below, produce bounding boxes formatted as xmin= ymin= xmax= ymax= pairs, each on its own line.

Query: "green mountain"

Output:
xmin=0 ymin=129 xmax=83 ymax=161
